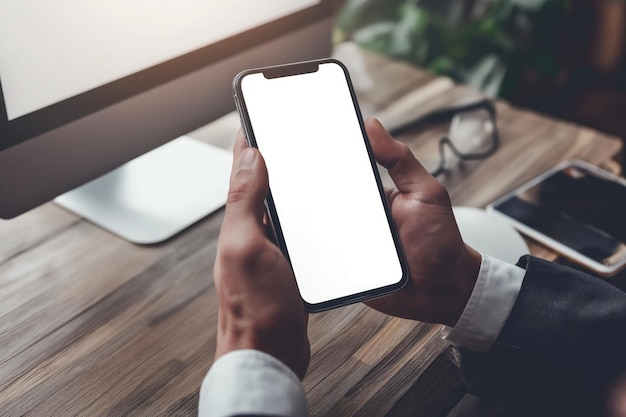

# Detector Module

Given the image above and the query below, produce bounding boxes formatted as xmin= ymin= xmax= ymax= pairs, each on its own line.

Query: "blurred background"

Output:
xmin=334 ymin=0 xmax=626 ymax=164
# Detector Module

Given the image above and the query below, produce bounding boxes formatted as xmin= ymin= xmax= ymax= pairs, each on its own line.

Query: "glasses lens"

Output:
xmin=448 ymin=109 xmax=495 ymax=155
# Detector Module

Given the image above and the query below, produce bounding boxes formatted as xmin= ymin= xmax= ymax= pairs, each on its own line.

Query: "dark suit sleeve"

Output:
xmin=458 ymin=255 xmax=626 ymax=415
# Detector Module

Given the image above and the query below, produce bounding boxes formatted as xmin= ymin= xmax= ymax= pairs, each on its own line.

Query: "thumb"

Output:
xmin=223 ymin=143 xmax=269 ymax=231
xmin=365 ymin=117 xmax=431 ymax=194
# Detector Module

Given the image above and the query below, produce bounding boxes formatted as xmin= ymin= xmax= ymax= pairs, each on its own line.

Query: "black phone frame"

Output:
xmin=233 ymin=58 xmax=409 ymax=312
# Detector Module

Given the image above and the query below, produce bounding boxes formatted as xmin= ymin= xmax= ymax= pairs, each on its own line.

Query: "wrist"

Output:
xmin=215 ymin=325 xmax=257 ymax=360
xmin=443 ymin=245 xmax=482 ymax=327
xmin=215 ymin=320 xmax=310 ymax=380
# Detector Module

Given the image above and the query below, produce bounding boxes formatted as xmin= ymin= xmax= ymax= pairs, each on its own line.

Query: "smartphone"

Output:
xmin=487 ymin=160 xmax=626 ymax=276
xmin=233 ymin=59 xmax=408 ymax=311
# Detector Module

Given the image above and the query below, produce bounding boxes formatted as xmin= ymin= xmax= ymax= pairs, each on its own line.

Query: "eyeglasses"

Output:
xmin=388 ymin=99 xmax=500 ymax=177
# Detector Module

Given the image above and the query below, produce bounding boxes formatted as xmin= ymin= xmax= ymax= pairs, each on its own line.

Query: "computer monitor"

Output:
xmin=0 ymin=1 xmax=333 ymax=243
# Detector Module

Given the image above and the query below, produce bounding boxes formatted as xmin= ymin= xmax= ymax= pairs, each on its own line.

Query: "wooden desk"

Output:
xmin=0 ymin=48 xmax=622 ymax=417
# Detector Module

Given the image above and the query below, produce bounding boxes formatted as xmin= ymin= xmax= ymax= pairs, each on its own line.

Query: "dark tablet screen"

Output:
xmin=493 ymin=165 xmax=626 ymax=264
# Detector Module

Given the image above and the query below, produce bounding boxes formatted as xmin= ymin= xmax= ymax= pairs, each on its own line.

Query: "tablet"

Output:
xmin=487 ymin=160 xmax=626 ymax=276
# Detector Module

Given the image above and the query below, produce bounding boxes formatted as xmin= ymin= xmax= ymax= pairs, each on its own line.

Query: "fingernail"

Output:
xmin=239 ymin=148 xmax=256 ymax=169
xmin=372 ymin=117 xmax=383 ymax=128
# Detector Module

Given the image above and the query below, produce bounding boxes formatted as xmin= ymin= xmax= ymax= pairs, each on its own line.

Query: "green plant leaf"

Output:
xmin=353 ymin=21 xmax=395 ymax=53
xmin=336 ymin=0 xmax=570 ymax=97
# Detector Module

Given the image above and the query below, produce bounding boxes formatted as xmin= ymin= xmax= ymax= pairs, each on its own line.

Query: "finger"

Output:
xmin=366 ymin=117 xmax=432 ymax=193
xmin=263 ymin=211 xmax=278 ymax=244
xmin=233 ymin=128 xmax=248 ymax=156
xmin=222 ymin=135 xmax=269 ymax=235
xmin=263 ymin=211 xmax=270 ymax=227
xmin=383 ymin=186 xmax=396 ymax=204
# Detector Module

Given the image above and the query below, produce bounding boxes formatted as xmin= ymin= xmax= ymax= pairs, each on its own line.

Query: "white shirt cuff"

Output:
xmin=198 ymin=349 xmax=307 ymax=417
xmin=445 ymin=254 xmax=525 ymax=352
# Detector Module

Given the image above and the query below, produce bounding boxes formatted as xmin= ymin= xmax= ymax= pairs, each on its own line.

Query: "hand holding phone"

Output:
xmin=212 ymin=116 xmax=482 ymax=382
xmin=234 ymin=59 xmax=481 ymax=319
xmin=361 ymin=118 xmax=482 ymax=327
xmin=213 ymin=132 xmax=309 ymax=378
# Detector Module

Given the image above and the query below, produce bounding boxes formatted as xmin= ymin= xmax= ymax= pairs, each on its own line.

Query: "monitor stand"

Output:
xmin=55 ymin=136 xmax=232 ymax=244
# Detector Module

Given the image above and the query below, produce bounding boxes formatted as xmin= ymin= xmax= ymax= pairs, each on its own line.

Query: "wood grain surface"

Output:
xmin=0 ymin=47 xmax=622 ymax=417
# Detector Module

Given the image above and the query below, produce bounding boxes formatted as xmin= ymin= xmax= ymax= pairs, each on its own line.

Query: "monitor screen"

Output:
xmin=0 ymin=0 xmax=327 ymax=151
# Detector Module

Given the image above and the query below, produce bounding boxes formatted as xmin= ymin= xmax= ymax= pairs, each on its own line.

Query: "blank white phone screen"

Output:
xmin=240 ymin=62 xmax=403 ymax=305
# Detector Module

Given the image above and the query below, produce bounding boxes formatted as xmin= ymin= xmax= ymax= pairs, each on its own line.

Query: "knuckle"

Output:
xmin=397 ymin=142 xmax=415 ymax=161
xmin=217 ymin=235 xmax=266 ymax=270
xmin=226 ymin=181 xmax=249 ymax=206
xmin=423 ymin=181 xmax=452 ymax=206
